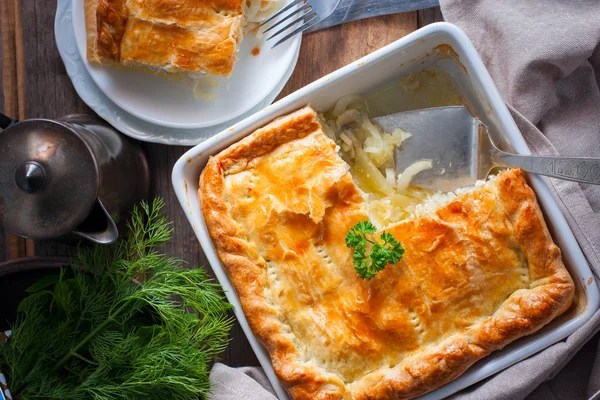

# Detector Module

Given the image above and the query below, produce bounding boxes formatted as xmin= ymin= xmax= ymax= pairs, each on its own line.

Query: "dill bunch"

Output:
xmin=0 ymin=199 xmax=233 ymax=400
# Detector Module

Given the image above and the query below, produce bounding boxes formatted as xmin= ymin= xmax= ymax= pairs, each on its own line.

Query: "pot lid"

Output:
xmin=0 ymin=120 xmax=98 ymax=239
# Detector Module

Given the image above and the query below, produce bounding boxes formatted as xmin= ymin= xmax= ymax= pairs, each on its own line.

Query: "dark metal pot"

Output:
xmin=0 ymin=257 xmax=71 ymax=330
xmin=0 ymin=113 xmax=150 ymax=244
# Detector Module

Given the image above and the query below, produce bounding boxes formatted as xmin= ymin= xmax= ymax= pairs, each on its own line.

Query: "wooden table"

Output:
xmin=0 ymin=1 xmax=442 ymax=366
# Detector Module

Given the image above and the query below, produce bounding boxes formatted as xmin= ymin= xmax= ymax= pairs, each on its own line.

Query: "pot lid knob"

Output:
xmin=0 ymin=120 xmax=99 ymax=239
xmin=15 ymin=162 xmax=45 ymax=193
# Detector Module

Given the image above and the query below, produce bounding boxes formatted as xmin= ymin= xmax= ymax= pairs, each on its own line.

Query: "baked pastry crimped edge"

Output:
xmin=199 ymin=106 xmax=575 ymax=399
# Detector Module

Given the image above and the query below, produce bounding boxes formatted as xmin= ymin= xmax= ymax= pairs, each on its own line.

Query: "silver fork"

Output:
xmin=260 ymin=0 xmax=342 ymax=48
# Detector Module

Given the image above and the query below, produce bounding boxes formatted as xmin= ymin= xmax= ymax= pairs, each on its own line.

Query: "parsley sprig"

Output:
xmin=345 ymin=221 xmax=405 ymax=280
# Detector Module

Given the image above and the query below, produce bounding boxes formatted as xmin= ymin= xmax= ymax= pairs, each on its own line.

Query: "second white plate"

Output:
xmin=71 ymin=0 xmax=301 ymax=129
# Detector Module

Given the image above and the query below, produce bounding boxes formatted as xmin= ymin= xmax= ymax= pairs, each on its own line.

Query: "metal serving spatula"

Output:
xmin=373 ymin=106 xmax=600 ymax=192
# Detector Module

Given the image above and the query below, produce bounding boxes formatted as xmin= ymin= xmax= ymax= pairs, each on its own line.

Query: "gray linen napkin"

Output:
xmin=209 ymin=363 xmax=277 ymax=400
xmin=209 ymin=1 xmax=600 ymax=399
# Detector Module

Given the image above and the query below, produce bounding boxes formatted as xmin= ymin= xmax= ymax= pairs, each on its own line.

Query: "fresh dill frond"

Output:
xmin=0 ymin=198 xmax=233 ymax=400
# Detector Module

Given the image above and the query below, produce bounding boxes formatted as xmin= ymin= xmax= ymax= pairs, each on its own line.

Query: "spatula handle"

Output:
xmin=497 ymin=152 xmax=600 ymax=184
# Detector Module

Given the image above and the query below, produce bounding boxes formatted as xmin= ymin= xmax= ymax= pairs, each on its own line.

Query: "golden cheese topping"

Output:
xmin=200 ymin=106 xmax=574 ymax=399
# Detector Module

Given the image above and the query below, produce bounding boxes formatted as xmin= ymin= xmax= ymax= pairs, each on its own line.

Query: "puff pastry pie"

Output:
xmin=200 ymin=106 xmax=575 ymax=399
xmin=85 ymin=0 xmax=244 ymax=76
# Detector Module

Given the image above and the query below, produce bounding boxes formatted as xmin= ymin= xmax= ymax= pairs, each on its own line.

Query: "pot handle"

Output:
xmin=0 ymin=112 xmax=18 ymax=130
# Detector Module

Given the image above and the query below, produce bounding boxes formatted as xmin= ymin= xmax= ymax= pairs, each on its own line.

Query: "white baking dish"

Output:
xmin=172 ymin=22 xmax=600 ymax=399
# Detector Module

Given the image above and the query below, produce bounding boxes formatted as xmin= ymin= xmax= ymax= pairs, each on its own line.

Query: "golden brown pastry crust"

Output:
xmin=199 ymin=106 xmax=575 ymax=399
xmin=84 ymin=0 xmax=243 ymax=76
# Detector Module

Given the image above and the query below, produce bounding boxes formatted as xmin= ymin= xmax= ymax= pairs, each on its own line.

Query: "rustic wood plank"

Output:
xmin=0 ymin=240 xmax=8 ymax=269
xmin=418 ymin=6 xmax=444 ymax=27
xmin=22 ymin=0 xmax=91 ymax=121
xmin=141 ymin=145 xmax=202 ymax=264
xmin=0 ymin=0 xmax=5 ymax=263
xmin=277 ymin=13 xmax=418 ymax=99
xmin=0 ymin=229 xmax=7 ymax=264
xmin=0 ymin=3 xmax=3 ymax=114
xmin=1 ymin=0 xmax=18 ymax=118
xmin=1 ymin=0 xmax=33 ymax=259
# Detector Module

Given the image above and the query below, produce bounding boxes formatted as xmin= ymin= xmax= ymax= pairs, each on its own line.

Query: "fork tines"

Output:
xmin=260 ymin=0 xmax=320 ymax=48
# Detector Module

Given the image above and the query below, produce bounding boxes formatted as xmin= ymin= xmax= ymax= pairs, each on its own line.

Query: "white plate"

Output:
xmin=172 ymin=23 xmax=600 ymax=399
xmin=71 ymin=0 xmax=301 ymax=129
xmin=55 ymin=0 xmax=299 ymax=145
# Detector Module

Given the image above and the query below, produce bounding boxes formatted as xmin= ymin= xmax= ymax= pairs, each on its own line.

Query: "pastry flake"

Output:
xmin=85 ymin=0 xmax=243 ymax=76
xmin=199 ymin=106 xmax=575 ymax=399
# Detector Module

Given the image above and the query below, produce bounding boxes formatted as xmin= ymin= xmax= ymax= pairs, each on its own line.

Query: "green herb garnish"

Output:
xmin=345 ymin=220 xmax=405 ymax=280
xmin=0 ymin=199 xmax=233 ymax=400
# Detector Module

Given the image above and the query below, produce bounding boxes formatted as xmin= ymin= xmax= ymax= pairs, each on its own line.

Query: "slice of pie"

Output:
xmin=199 ymin=106 xmax=575 ymax=399
xmin=85 ymin=0 xmax=244 ymax=76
